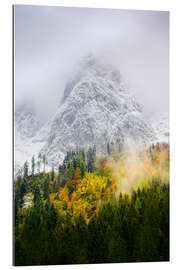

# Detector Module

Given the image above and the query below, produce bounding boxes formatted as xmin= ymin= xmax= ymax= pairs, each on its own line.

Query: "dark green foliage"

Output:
xmin=58 ymin=164 xmax=65 ymax=176
xmin=14 ymin=144 xmax=169 ymax=265
xmin=14 ymin=180 xmax=169 ymax=265
xmin=33 ymin=185 xmax=42 ymax=209
xmin=81 ymin=149 xmax=85 ymax=162
xmin=65 ymin=163 xmax=74 ymax=180
xmin=14 ymin=195 xmax=19 ymax=227
xmin=23 ymin=161 xmax=28 ymax=180
xmin=80 ymin=163 xmax=85 ymax=178
xmin=51 ymin=167 xmax=55 ymax=182
xmin=46 ymin=204 xmax=58 ymax=230
xmin=19 ymin=180 xmax=27 ymax=207
xmin=43 ymin=175 xmax=50 ymax=200
xmin=87 ymin=146 xmax=96 ymax=172
xmin=73 ymin=157 xmax=77 ymax=170
xmin=56 ymin=148 xmax=89 ymax=183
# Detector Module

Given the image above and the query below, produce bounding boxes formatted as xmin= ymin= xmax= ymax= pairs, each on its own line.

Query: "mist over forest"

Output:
xmin=14 ymin=6 xmax=169 ymax=266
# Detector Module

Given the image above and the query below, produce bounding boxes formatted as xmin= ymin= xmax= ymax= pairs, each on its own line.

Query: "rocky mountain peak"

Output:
xmin=62 ymin=53 xmax=122 ymax=104
xmin=15 ymin=104 xmax=42 ymax=139
xmin=15 ymin=55 xmax=167 ymax=172
xmin=39 ymin=57 xmax=155 ymax=166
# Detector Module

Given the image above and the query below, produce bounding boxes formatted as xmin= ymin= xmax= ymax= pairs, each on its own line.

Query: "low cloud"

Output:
xmin=14 ymin=5 xmax=169 ymax=122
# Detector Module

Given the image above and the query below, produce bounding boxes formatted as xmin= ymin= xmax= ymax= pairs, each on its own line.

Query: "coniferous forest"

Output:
xmin=14 ymin=143 xmax=169 ymax=266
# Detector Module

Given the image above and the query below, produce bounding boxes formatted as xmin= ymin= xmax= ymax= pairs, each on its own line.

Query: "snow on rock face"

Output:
xmin=40 ymin=55 xmax=155 ymax=166
xmin=15 ymin=54 xmax=168 ymax=174
xmin=15 ymin=105 xmax=42 ymax=139
xmin=151 ymin=115 xmax=169 ymax=143
xmin=14 ymin=106 xmax=45 ymax=175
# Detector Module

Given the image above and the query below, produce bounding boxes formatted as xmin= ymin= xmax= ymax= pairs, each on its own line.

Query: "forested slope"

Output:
xmin=14 ymin=142 xmax=169 ymax=265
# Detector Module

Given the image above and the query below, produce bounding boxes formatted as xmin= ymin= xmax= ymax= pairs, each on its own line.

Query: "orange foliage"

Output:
xmin=74 ymin=167 xmax=81 ymax=180
xmin=49 ymin=142 xmax=169 ymax=224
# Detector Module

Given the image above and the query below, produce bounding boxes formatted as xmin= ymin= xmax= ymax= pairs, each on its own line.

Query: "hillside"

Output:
xmin=14 ymin=142 xmax=169 ymax=265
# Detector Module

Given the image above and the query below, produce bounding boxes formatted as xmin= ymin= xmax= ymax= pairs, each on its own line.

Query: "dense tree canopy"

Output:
xmin=14 ymin=143 xmax=169 ymax=266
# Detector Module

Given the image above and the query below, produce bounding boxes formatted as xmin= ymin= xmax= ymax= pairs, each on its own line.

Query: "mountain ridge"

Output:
xmin=14 ymin=55 xmax=168 ymax=174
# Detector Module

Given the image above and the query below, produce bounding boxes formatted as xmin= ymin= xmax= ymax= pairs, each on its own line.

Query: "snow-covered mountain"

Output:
xmin=14 ymin=54 xmax=168 ymax=175
xmin=15 ymin=105 xmax=42 ymax=139
xmin=14 ymin=105 xmax=45 ymax=175
xmin=40 ymin=55 xmax=156 ymax=165
xmin=151 ymin=115 xmax=169 ymax=143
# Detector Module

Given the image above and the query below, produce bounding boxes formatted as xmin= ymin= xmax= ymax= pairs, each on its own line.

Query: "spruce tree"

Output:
xmin=33 ymin=185 xmax=42 ymax=209
xmin=19 ymin=180 xmax=27 ymax=207
xmin=48 ymin=204 xmax=58 ymax=230
xmin=51 ymin=167 xmax=55 ymax=182
xmin=80 ymin=162 xmax=85 ymax=178
xmin=43 ymin=175 xmax=50 ymax=200
xmin=23 ymin=161 xmax=28 ymax=181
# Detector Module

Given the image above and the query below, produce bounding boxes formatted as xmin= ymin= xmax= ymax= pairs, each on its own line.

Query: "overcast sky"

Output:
xmin=14 ymin=5 xmax=169 ymax=122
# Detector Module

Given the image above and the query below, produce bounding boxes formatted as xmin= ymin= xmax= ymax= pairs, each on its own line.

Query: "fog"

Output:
xmin=14 ymin=5 xmax=169 ymax=122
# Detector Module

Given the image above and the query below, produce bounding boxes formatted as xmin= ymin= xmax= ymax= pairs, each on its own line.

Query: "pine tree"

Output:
xmin=51 ymin=167 xmax=55 ymax=182
xmin=33 ymin=185 xmax=42 ymax=209
xmin=19 ymin=180 xmax=27 ymax=207
xmin=69 ymin=163 xmax=74 ymax=179
xmin=87 ymin=148 xmax=91 ymax=172
xmin=73 ymin=158 xmax=77 ymax=170
xmin=80 ymin=162 xmax=85 ymax=178
xmin=49 ymin=204 xmax=58 ymax=230
xmin=43 ymin=175 xmax=50 ymax=200
xmin=65 ymin=163 xmax=74 ymax=181
xmin=14 ymin=195 xmax=19 ymax=227
xmin=87 ymin=147 xmax=95 ymax=173
xmin=45 ymin=203 xmax=58 ymax=230
xmin=76 ymin=156 xmax=81 ymax=168
xmin=81 ymin=149 xmax=85 ymax=162
xmin=23 ymin=161 xmax=28 ymax=181
xmin=58 ymin=164 xmax=65 ymax=176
